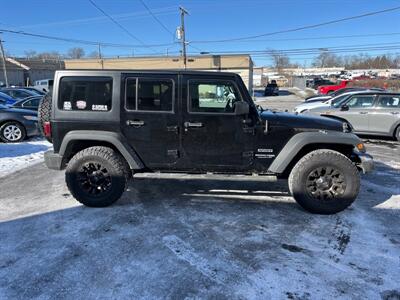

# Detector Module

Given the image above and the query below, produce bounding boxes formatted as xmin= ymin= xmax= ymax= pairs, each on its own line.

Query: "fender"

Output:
xmin=59 ymin=130 xmax=144 ymax=170
xmin=321 ymin=114 xmax=351 ymax=126
xmin=389 ymin=119 xmax=400 ymax=136
xmin=268 ymin=131 xmax=362 ymax=174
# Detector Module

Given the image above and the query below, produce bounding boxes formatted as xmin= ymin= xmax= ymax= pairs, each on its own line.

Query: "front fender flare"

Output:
xmin=59 ymin=130 xmax=144 ymax=170
xmin=268 ymin=131 xmax=362 ymax=174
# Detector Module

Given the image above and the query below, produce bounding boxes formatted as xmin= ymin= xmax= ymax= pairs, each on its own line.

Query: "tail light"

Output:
xmin=43 ymin=121 xmax=51 ymax=137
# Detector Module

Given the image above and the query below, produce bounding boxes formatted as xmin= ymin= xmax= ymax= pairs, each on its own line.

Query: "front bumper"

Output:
xmin=44 ymin=150 xmax=64 ymax=170
xmin=355 ymin=152 xmax=374 ymax=174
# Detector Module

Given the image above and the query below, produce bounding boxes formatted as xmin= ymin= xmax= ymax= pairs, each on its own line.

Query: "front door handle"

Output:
xmin=127 ymin=120 xmax=145 ymax=127
xmin=391 ymin=111 xmax=400 ymax=115
xmin=359 ymin=112 xmax=368 ymax=114
xmin=184 ymin=122 xmax=203 ymax=128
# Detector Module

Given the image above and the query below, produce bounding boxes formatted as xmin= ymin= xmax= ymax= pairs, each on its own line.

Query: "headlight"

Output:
xmin=356 ymin=142 xmax=365 ymax=152
xmin=23 ymin=115 xmax=38 ymax=121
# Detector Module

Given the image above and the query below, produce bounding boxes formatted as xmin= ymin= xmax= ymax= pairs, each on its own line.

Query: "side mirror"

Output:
xmin=340 ymin=104 xmax=349 ymax=111
xmin=234 ymin=101 xmax=249 ymax=115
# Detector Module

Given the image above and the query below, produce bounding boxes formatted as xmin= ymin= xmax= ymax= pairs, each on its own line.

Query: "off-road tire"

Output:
xmin=395 ymin=125 xmax=400 ymax=142
xmin=0 ymin=121 xmax=26 ymax=143
xmin=66 ymin=146 xmax=130 ymax=207
xmin=288 ymin=149 xmax=360 ymax=214
xmin=38 ymin=92 xmax=52 ymax=143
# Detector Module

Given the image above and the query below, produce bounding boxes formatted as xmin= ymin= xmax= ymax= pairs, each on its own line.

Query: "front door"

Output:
xmin=121 ymin=73 xmax=180 ymax=169
xmin=180 ymin=75 xmax=253 ymax=172
xmin=336 ymin=94 xmax=376 ymax=132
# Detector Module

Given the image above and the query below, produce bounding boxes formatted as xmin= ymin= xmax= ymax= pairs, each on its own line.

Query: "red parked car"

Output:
xmin=318 ymin=80 xmax=351 ymax=95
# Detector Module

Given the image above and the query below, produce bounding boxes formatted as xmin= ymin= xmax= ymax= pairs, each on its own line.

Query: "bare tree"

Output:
xmin=269 ymin=50 xmax=292 ymax=73
xmin=87 ymin=50 xmax=100 ymax=58
xmin=67 ymin=47 xmax=85 ymax=59
xmin=36 ymin=51 xmax=62 ymax=60
xmin=312 ymin=50 xmax=341 ymax=68
xmin=24 ymin=50 xmax=37 ymax=59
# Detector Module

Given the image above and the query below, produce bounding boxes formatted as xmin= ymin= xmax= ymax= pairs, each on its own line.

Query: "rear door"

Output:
xmin=121 ymin=73 xmax=181 ymax=169
xmin=180 ymin=75 xmax=253 ymax=172
xmin=369 ymin=95 xmax=400 ymax=134
xmin=336 ymin=95 xmax=375 ymax=132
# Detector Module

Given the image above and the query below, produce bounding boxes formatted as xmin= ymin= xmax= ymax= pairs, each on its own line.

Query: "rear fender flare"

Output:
xmin=59 ymin=130 xmax=144 ymax=170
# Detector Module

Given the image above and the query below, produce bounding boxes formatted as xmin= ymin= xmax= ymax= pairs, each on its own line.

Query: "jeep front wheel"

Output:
xmin=288 ymin=149 xmax=360 ymax=214
xmin=66 ymin=146 xmax=129 ymax=207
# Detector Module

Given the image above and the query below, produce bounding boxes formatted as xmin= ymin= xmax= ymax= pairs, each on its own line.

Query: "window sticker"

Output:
xmin=92 ymin=104 xmax=108 ymax=111
xmin=63 ymin=101 xmax=72 ymax=110
xmin=76 ymin=100 xmax=87 ymax=110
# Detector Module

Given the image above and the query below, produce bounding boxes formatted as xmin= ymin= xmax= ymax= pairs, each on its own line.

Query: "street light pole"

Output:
xmin=0 ymin=33 xmax=9 ymax=87
xmin=179 ymin=6 xmax=189 ymax=69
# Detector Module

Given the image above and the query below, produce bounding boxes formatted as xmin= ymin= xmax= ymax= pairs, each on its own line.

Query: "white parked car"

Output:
xmin=33 ymin=79 xmax=53 ymax=92
xmin=294 ymin=91 xmax=376 ymax=114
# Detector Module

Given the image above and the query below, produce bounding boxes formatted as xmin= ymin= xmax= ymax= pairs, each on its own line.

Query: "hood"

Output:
xmin=260 ymin=110 xmax=343 ymax=131
xmin=295 ymin=100 xmax=328 ymax=110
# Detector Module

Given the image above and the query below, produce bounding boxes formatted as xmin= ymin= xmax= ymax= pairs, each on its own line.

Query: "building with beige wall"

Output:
xmin=64 ymin=54 xmax=253 ymax=93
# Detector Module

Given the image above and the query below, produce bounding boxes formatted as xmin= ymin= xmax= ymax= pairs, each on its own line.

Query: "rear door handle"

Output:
xmin=359 ymin=112 xmax=368 ymax=114
xmin=127 ymin=120 xmax=145 ymax=127
xmin=184 ymin=122 xmax=203 ymax=128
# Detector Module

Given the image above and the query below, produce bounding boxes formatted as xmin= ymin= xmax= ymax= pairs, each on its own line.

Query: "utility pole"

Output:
xmin=98 ymin=43 xmax=102 ymax=59
xmin=179 ymin=6 xmax=189 ymax=69
xmin=0 ymin=33 xmax=9 ymax=87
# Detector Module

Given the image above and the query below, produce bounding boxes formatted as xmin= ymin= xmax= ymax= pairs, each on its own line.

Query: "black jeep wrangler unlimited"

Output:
xmin=41 ymin=70 xmax=373 ymax=214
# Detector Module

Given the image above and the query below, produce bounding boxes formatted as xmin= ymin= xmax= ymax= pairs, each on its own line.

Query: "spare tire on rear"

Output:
xmin=38 ymin=91 xmax=52 ymax=143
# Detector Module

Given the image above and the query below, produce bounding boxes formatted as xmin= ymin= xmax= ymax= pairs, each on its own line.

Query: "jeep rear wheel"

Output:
xmin=38 ymin=92 xmax=52 ymax=143
xmin=66 ymin=146 xmax=130 ymax=207
xmin=288 ymin=149 xmax=360 ymax=214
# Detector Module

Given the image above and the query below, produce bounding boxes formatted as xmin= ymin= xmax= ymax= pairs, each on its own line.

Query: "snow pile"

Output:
xmin=0 ymin=139 xmax=52 ymax=178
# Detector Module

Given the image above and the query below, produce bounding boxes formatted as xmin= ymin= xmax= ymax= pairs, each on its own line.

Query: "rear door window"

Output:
xmin=125 ymin=78 xmax=174 ymax=112
xmin=346 ymin=95 xmax=375 ymax=108
xmin=376 ymin=95 xmax=400 ymax=108
xmin=59 ymin=76 xmax=112 ymax=111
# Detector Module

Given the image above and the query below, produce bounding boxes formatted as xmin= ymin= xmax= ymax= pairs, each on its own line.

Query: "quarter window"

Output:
xmin=125 ymin=78 xmax=173 ymax=112
xmin=188 ymin=80 xmax=241 ymax=113
xmin=59 ymin=76 xmax=112 ymax=111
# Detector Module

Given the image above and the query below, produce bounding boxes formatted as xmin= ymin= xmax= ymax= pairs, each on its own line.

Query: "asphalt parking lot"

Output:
xmin=0 ymin=90 xmax=399 ymax=299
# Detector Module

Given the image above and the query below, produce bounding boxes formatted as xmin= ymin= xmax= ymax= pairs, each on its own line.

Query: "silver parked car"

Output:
xmin=305 ymin=92 xmax=400 ymax=141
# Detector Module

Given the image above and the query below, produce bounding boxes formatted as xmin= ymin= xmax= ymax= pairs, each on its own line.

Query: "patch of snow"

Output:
xmin=0 ymin=138 xmax=52 ymax=178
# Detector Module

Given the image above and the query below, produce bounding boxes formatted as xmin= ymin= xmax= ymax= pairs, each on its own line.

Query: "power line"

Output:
xmin=192 ymin=32 xmax=400 ymax=44
xmin=201 ymin=42 xmax=400 ymax=55
xmin=19 ymin=6 xmax=177 ymax=29
xmin=138 ymin=0 xmax=175 ymax=37
xmin=88 ymin=0 xmax=155 ymax=51
xmin=0 ymin=28 xmax=176 ymax=48
xmin=191 ymin=6 xmax=400 ymax=43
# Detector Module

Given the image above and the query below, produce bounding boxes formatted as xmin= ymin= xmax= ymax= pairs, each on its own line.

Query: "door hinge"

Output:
xmin=242 ymin=151 xmax=254 ymax=158
xmin=167 ymin=149 xmax=179 ymax=158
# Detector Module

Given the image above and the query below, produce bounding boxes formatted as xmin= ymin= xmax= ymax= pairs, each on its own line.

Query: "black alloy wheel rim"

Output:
xmin=77 ymin=162 xmax=112 ymax=196
xmin=306 ymin=166 xmax=346 ymax=200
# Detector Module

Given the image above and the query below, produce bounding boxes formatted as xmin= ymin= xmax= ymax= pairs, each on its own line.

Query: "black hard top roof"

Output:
xmin=57 ymin=69 xmax=240 ymax=77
